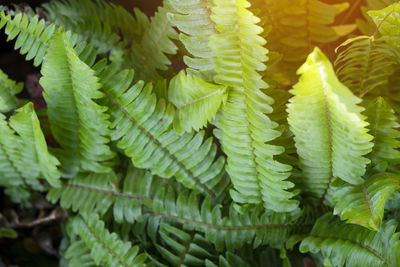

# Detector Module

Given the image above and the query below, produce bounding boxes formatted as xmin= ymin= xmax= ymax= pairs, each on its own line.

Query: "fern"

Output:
xmin=299 ymin=213 xmax=400 ymax=267
xmin=332 ymin=172 xmax=400 ymax=231
xmin=94 ymin=62 xmax=227 ymax=197
xmin=71 ymin=213 xmax=149 ymax=267
xmin=2 ymin=0 xmax=400 ymax=265
xmin=167 ymin=0 xmax=217 ymax=81
xmin=0 ymin=102 xmax=60 ymax=189
xmin=365 ymin=97 xmax=400 ymax=167
xmin=169 ymin=70 xmax=227 ymax=134
xmin=0 ymin=69 xmax=23 ymax=113
xmin=335 ymin=36 xmax=400 ymax=98
xmin=253 ymin=0 xmax=356 ymax=78
xmin=356 ymin=0 xmax=398 ymax=35
xmin=124 ymin=1 xmax=178 ymax=82
xmin=0 ymin=11 xmax=97 ymax=66
xmin=40 ymin=31 xmax=115 ymax=177
xmin=287 ymin=47 xmax=374 ymax=203
xmin=209 ymin=0 xmax=299 ymax=213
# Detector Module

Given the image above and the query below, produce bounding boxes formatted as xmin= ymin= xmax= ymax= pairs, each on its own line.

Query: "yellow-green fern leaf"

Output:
xmin=40 ymin=31 xmax=114 ymax=177
xmin=287 ymin=48 xmax=374 ymax=203
xmin=210 ymin=0 xmax=298 ymax=212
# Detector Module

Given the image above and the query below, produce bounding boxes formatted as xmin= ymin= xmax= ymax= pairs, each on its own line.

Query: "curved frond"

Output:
xmin=63 ymin=240 xmax=96 ymax=267
xmin=125 ymin=1 xmax=178 ymax=82
xmin=332 ymin=172 xmax=400 ymax=231
xmin=0 ymin=102 xmax=60 ymax=188
xmin=287 ymin=48 xmax=374 ymax=203
xmin=9 ymin=102 xmax=61 ymax=187
xmin=40 ymin=32 xmax=114 ymax=176
xmin=167 ymin=0 xmax=217 ymax=80
xmin=300 ymin=213 xmax=400 ymax=267
xmin=365 ymin=97 xmax=400 ymax=166
xmin=71 ymin=213 xmax=148 ymax=267
xmin=335 ymin=36 xmax=400 ymax=97
xmin=169 ymin=70 xmax=227 ymax=134
xmin=0 ymin=11 xmax=96 ymax=67
xmin=95 ymin=62 xmax=227 ymax=197
xmin=0 ymin=69 xmax=23 ymax=113
xmin=209 ymin=0 xmax=298 ymax=213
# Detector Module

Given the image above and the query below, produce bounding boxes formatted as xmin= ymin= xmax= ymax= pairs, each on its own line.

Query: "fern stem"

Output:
xmin=67 ymin=184 xmax=148 ymax=200
xmin=177 ymin=232 xmax=195 ymax=267
xmin=144 ymin=211 xmax=311 ymax=230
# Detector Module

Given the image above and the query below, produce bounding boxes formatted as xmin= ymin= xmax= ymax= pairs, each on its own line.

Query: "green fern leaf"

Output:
xmin=63 ymin=239 xmax=96 ymax=267
xmin=356 ymin=0 xmax=398 ymax=35
xmin=335 ymin=36 xmax=400 ymax=97
xmin=369 ymin=2 xmax=400 ymax=38
xmin=95 ymin=62 xmax=227 ymax=197
xmin=147 ymin=186 xmax=307 ymax=251
xmin=9 ymin=102 xmax=61 ymax=187
xmin=210 ymin=0 xmax=298 ymax=213
xmin=0 ymin=69 xmax=23 ymax=113
xmin=0 ymin=11 xmax=97 ymax=67
xmin=0 ymin=102 xmax=60 ymax=188
xmin=125 ymin=1 xmax=178 ymax=82
xmin=332 ymin=172 xmax=400 ymax=231
xmin=365 ymin=97 xmax=400 ymax=166
xmin=40 ymin=31 xmax=114 ymax=176
xmin=169 ymin=70 xmax=227 ymax=134
xmin=300 ymin=213 xmax=400 ymax=267
xmin=167 ymin=0 xmax=217 ymax=80
xmin=72 ymin=213 xmax=148 ymax=267
xmin=287 ymin=47 xmax=374 ymax=203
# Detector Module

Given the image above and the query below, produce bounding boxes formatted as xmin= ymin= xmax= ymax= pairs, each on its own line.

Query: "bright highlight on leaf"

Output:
xmin=288 ymin=47 xmax=374 ymax=202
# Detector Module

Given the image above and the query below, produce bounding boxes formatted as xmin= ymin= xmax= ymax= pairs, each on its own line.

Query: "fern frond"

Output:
xmin=335 ymin=36 xmax=400 ymax=97
xmin=125 ymin=1 xmax=178 ymax=82
xmin=9 ymin=102 xmax=61 ymax=187
xmin=209 ymin=0 xmax=298 ymax=213
xmin=369 ymin=2 xmax=400 ymax=38
xmin=0 ymin=102 xmax=60 ymax=188
xmin=72 ymin=213 xmax=148 ymax=267
xmin=63 ymin=239 xmax=96 ymax=267
xmin=332 ymin=172 xmax=400 ymax=231
xmin=356 ymin=0 xmax=398 ymax=35
xmin=43 ymin=0 xmax=148 ymax=44
xmin=47 ymin=171 xmax=118 ymax=216
xmin=167 ymin=0 xmax=217 ymax=80
xmin=147 ymin=186 xmax=307 ymax=252
xmin=365 ymin=97 xmax=400 ymax=166
xmin=0 ymin=11 xmax=97 ymax=66
xmin=287 ymin=48 xmax=374 ymax=203
xmin=253 ymin=0 xmax=356 ymax=76
xmin=0 ymin=69 xmax=23 ymax=113
xmin=299 ymin=213 xmax=400 ymax=267
xmin=169 ymin=70 xmax=227 ymax=134
xmin=40 ymin=31 xmax=114 ymax=176
xmin=95 ymin=62 xmax=227 ymax=197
